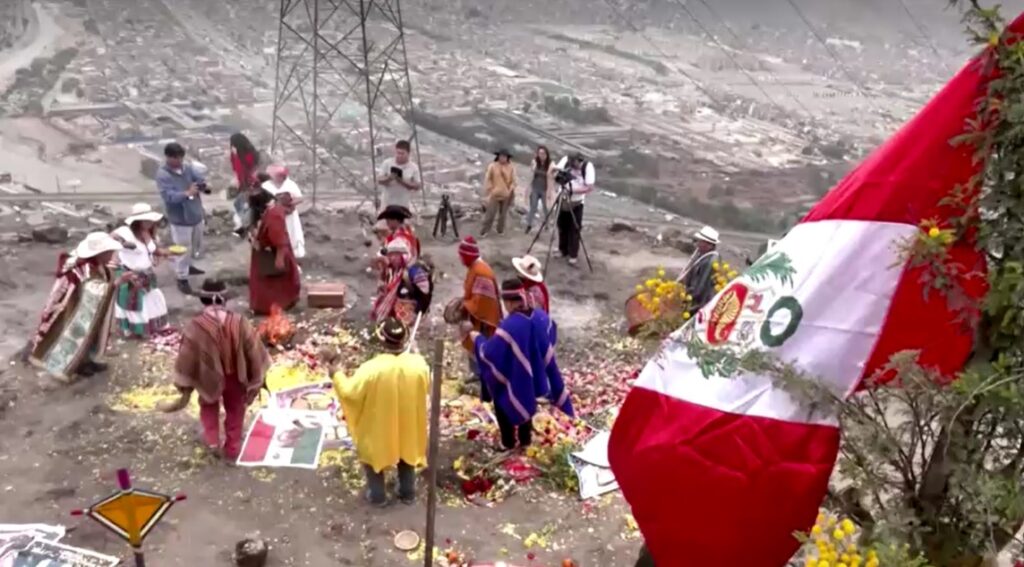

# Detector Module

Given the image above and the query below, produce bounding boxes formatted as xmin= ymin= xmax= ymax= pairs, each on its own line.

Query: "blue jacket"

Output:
xmin=156 ymin=163 xmax=207 ymax=226
xmin=473 ymin=308 xmax=574 ymax=426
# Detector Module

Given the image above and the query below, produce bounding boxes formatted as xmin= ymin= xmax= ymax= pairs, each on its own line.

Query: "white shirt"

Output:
xmin=554 ymin=156 xmax=596 ymax=203
xmin=262 ymin=178 xmax=307 ymax=258
xmin=378 ymin=157 xmax=421 ymax=210
xmin=113 ymin=226 xmax=156 ymax=272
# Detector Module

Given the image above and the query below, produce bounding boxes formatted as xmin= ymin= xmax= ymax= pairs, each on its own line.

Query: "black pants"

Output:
xmin=557 ymin=203 xmax=584 ymax=259
xmin=494 ymin=405 xmax=533 ymax=449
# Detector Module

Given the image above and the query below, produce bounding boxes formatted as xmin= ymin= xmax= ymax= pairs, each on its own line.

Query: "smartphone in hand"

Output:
xmin=390 ymin=166 xmax=403 ymax=179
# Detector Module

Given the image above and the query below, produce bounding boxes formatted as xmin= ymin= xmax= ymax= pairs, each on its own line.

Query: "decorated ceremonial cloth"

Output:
xmin=474 ymin=309 xmax=574 ymax=426
xmin=605 ymin=14 xmax=1017 ymax=564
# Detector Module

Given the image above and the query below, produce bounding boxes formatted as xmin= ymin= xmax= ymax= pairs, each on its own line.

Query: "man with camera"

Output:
xmin=552 ymin=151 xmax=595 ymax=266
xmin=156 ymin=142 xmax=209 ymax=294
xmin=377 ymin=139 xmax=421 ymax=212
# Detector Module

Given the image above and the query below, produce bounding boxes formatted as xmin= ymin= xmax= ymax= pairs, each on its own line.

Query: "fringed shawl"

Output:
xmin=174 ymin=307 xmax=270 ymax=403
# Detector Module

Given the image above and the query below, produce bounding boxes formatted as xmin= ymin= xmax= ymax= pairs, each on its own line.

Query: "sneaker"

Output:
xmin=525 ymin=226 xmax=533 ymax=234
xmin=568 ymin=258 xmax=579 ymax=266
xmin=233 ymin=227 xmax=247 ymax=238
xmin=177 ymin=279 xmax=193 ymax=294
xmin=397 ymin=492 xmax=416 ymax=505
xmin=188 ymin=266 xmax=205 ymax=275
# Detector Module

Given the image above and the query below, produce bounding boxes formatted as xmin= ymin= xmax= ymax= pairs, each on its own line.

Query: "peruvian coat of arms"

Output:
xmin=676 ymin=247 xmax=802 ymax=379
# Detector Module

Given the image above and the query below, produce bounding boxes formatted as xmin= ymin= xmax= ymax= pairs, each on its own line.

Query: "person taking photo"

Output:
xmin=377 ymin=139 xmax=421 ymax=212
xmin=552 ymin=151 xmax=595 ymax=266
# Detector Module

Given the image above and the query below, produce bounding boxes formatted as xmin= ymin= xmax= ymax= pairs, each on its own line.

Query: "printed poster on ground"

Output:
xmin=268 ymin=382 xmax=351 ymax=449
xmin=237 ymin=408 xmax=326 ymax=469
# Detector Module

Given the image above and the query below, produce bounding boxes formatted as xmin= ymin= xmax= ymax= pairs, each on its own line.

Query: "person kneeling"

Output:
xmin=333 ymin=318 xmax=430 ymax=507
xmin=462 ymin=279 xmax=574 ymax=451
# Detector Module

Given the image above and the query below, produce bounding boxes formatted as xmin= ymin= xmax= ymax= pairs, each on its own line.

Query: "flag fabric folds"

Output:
xmin=606 ymin=13 xmax=1024 ymax=565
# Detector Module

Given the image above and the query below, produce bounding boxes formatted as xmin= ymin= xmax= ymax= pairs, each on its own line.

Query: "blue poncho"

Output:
xmin=473 ymin=308 xmax=574 ymax=426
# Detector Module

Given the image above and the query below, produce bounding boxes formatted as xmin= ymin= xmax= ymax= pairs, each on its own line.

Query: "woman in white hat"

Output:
xmin=512 ymin=254 xmax=549 ymax=313
xmin=29 ymin=231 xmax=134 ymax=381
xmin=110 ymin=203 xmax=175 ymax=338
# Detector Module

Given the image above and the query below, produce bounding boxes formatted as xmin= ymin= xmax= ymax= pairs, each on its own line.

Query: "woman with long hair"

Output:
xmin=525 ymin=145 xmax=554 ymax=233
xmin=110 ymin=203 xmax=174 ymax=338
xmin=248 ymin=189 xmax=301 ymax=315
xmin=229 ymin=132 xmax=261 ymax=236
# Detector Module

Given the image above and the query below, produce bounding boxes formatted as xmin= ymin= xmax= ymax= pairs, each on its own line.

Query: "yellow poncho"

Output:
xmin=332 ymin=352 xmax=430 ymax=473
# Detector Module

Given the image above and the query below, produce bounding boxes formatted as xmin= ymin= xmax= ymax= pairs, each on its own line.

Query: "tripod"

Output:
xmin=526 ymin=183 xmax=593 ymax=273
xmin=432 ymin=193 xmax=459 ymax=239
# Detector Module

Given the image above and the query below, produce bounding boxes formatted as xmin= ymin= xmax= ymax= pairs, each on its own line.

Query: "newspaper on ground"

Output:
xmin=0 ymin=523 xmax=118 ymax=566
xmin=3 ymin=539 xmax=120 ymax=566
xmin=568 ymin=431 xmax=620 ymax=500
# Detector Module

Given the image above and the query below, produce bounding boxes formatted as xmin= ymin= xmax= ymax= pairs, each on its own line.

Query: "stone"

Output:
xmin=608 ymin=220 xmax=637 ymax=233
xmin=233 ymin=536 xmax=268 ymax=567
xmin=31 ymin=225 xmax=70 ymax=244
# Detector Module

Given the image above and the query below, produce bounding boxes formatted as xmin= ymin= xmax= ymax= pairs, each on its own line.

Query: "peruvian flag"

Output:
xmin=606 ymin=15 xmax=1023 ymax=566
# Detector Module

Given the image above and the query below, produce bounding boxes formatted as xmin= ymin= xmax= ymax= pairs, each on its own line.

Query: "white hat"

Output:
xmin=512 ymin=254 xmax=544 ymax=283
xmin=693 ymin=225 xmax=720 ymax=245
xmin=385 ymin=239 xmax=411 ymax=256
xmin=75 ymin=231 xmax=123 ymax=259
xmin=125 ymin=203 xmax=163 ymax=225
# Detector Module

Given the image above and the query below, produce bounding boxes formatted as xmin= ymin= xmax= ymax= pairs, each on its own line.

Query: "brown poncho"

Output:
xmin=174 ymin=307 xmax=270 ymax=403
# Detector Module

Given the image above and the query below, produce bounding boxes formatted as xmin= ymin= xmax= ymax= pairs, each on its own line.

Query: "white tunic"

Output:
xmin=262 ymin=178 xmax=307 ymax=258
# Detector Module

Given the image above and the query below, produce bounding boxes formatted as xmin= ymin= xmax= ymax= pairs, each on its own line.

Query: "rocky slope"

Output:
xmin=0 ymin=0 xmax=32 ymax=51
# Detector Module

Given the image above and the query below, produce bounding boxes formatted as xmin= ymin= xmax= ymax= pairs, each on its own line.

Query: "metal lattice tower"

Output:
xmin=270 ymin=0 xmax=424 ymax=209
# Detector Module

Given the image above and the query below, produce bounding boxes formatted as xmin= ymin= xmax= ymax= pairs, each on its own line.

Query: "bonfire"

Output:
xmin=258 ymin=304 xmax=295 ymax=346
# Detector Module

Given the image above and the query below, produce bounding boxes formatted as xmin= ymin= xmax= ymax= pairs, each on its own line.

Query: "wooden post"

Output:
xmin=423 ymin=338 xmax=445 ymax=567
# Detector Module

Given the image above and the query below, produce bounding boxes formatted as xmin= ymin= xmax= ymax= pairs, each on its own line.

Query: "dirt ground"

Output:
xmin=0 ymin=203 xmax=742 ymax=566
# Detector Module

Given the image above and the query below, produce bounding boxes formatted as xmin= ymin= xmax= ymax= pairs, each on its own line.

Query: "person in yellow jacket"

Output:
xmin=332 ymin=317 xmax=429 ymax=506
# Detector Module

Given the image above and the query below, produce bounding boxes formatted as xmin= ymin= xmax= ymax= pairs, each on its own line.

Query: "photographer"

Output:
xmin=156 ymin=142 xmax=209 ymax=294
xmin=377 ymin=139 xmax=421 ymax=212
xmin=552 ymin=151 xmax=595 ymax=266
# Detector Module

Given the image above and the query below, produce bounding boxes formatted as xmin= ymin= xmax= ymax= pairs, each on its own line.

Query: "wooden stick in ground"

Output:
xmin=423 ymin=338 xmax=445 ymax=567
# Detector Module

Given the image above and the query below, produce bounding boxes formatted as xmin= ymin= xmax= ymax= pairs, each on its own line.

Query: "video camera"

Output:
xmin=553 ymin=167 xmax=575 ymax=186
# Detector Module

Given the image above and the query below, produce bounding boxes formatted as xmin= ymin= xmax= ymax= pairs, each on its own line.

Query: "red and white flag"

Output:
xmin=606 ymin=15 xmax=1023 ymax=565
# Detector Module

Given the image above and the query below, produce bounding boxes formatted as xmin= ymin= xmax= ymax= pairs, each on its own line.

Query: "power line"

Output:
xmin=894 ymin=0 xmax=957 ymax=76
xmin=598 ymin=0 xmax=724 ymax=107
xmin=664 ymin=0 xmax=782 ymax=108
xmin=680 ymin=0 xmax=818 ymax=120
xmin=779 ymin=0 xmax=888 ymax=117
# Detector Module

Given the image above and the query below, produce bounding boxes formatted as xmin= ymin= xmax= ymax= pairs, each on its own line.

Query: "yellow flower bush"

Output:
xmin=632 ymin=263 xmax=740 ymax=332
xmin=800 ymin=512 xmax=930 ymax=567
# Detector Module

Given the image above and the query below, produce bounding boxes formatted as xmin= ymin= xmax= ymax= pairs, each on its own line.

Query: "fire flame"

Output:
xmin=258 ymin=304 xmax=295 ymax=346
